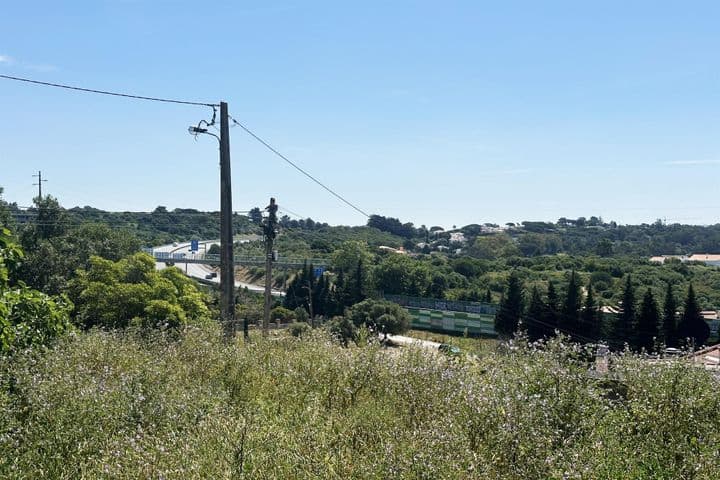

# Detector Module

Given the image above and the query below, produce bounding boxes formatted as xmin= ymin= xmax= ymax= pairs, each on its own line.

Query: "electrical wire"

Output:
xmin=228 ymin=115 xmax=370 ymax=218
xmin=0 ymin=74 xmax=218 ymax=107
xmin=277 ymin=205 xmax=305 ymax=219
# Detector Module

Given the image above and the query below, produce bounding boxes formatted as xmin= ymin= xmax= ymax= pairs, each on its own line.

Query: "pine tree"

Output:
xmin=283 ymin=265 xmax=306 ymax=311
xmin=350 ymin=259 xmax=365 ymax=305
xmin=581 ymin=281 xmax=598 ymax=342
xmin=483 ymin=288 xmax=492 ymax=303
xmin=560 ymin=270 xmax=581 ymax=336
xmin=494 ymin=270 xmax=523 ymax=338
xmin=662 ymin=282 xmax=678 ymax=348
xmin=283 ymin=262 xmax=315 ymax=314
xmin=524 ymin=285 xmax=546 ymax=341
xmin=333 ymin=270 xmax=348 ymax=315
xmin=677 ymin=283 xmax=710 ymax=348
xmin=613 ymin=275 xmax=636 ymax=349
xmin=544 ymin=280 xmax=559 ymax=335
xmin=312 ymin=274 xmax=326 ymax=317
xmin=637 ymin=288 xmax=660 ymax=352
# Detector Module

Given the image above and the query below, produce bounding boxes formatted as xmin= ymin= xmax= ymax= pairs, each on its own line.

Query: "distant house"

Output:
xmin=480 ymin=225 xmax=506 ymax=234
xmin=692 ymin=344 xmax=720 ymax=371
xmin=649 ymin=255 xmax=687 ymax=264
xmin=688 ymin=254 xmax=720 ymax=267
xmin=378 ymin=245 xmax=407 ymax=255
xmin=449 ymin=232 xmax=466 ymax=244
xmin=649 ymin=254 xmax=720 ymax=267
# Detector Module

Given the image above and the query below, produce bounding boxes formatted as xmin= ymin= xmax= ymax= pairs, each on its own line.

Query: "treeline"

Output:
xmin=6 ymin=203 xmax=256 ymax=246
xmin=0 ymin=192 xmax=215 ymax=353
xmin=490 ymin=221 xmax=720 ymax=258
xmin=367 ymin=213 xmax=720 ymax=258
xmin=495 ymin=270 xmax=713 ymax=350
xmin=234 ymin=226 xmax=403 ymax=259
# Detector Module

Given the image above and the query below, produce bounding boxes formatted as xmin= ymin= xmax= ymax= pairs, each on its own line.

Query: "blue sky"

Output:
xmin=1 ymin=1 xmax=719 ymax=227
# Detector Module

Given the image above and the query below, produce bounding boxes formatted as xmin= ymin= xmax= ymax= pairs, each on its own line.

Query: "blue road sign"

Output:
xmin=190 ymin=240 xmax=199 ymax=251
xmin=314 ymin=267 xmax=325 ymax=278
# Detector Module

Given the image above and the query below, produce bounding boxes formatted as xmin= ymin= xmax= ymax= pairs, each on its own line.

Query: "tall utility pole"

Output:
xmin=262 ymin=197 xmax=278 ymax=337
xmin=219 ymin=101 xmax=236 ymax=338
xmin=32 ymin=170 xmax=47 ymax=199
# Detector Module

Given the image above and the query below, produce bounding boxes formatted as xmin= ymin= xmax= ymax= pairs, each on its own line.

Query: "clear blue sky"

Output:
xmin=2 ymin=1 xmax=719 ymax=227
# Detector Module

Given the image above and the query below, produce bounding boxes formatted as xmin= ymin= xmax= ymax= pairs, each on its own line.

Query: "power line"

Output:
xmin=0 ymin=74 xmax=218 ymax=107
xmin=277 ymin=204 xmax=305 ymax=219
xmin=229 ymin=115 xmax=370 ymax=218
xmin=11 ymin=209 xmax=251 ymax=216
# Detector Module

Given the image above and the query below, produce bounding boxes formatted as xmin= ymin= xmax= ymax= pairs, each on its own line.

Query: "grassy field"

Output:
xmin=1 ymin=327 xmax=719 ymax=479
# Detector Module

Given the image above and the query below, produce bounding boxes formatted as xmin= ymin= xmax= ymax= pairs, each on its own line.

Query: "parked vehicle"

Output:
xmin=438 ymin=343 xmax=462 ymax=356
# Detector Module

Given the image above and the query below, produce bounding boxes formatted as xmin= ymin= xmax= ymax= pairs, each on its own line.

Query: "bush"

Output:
xmin=0 ymin=286 xmax=74 ymax=352
xmin=270 ymin=306 xmax=296 ymax=323
xmin=71 ymin=253 xmax=210 ymax=330
xmin=288 ymin=322 xmax=311 ymax=337
xmin=347 ymin=299 xmax=410 ymax=335
xmin=293 ymin=306 xmax=309 ymax=322
xmin=324 ymin=315 xmax=357 ymax=345
xmin=0 ymin=228 xmax=74 ymax=352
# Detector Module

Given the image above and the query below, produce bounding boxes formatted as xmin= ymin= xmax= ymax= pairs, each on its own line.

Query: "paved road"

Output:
xmin=383 ymin=334 xmax=442 ymax=350
xmin=153 ymin=240 xmax=285 ymax=296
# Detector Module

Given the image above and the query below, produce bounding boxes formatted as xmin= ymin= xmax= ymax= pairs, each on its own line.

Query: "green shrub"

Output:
xmin=0 ymin=286 xmax=74 ymax=352
xmin=293 ymin=306 xmax=309 ymax=322
xmin=270 ymin=306 xmax=295 ymax=323
xmin=288 ymin=322 xmax=311 ymax=337
xmin=347 ymin=298 xmax=410 ymax=334
xmin=324 ymin=315 xmax=357 ymax=345
xmin=0 ymin=228 xmax=74 ymax=352
xmin=71 ymin=253 xmax=210 ymax=330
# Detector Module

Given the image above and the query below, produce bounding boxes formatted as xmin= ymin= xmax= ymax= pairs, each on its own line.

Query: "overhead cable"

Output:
xmin=229 ymin=115 xmax=370 ymax=218
xmin=0 ymin=74 xmax=218 ymax=107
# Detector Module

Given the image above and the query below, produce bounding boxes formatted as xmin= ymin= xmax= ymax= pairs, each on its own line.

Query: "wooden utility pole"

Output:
xmin=219 ymin=101 xmax=236 ymax=338
xmin=32 ymin=170 xmax=47 ymax=199
xmin=262 ymin=197 xmax=278 ymax=336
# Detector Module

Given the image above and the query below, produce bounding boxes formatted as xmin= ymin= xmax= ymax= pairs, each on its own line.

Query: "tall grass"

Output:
xmin=0 ymin=327 xmax=718 ymax=479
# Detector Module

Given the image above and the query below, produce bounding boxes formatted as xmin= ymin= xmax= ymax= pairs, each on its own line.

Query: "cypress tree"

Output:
xmin=483 ymin=288 xmax=492 ymax=303
xmin=312 ymin=274 xmax=326 ymax=317
xmin=581 ymin=281 xmax=598 ymax=342
xmin=352 ymin=259 xmax=365 ymax=305
xmin=284 ymin=267 xmax=305 ymax=311
xmin=524 ymin=285 xmax=546 ymax=341
xmin=662 ymin=282 xmax=678 ymax=347
xmin=560 ymin=270 xmax=581 ymax=336
xmin=545 ymin=280 xmax=559 ymax=335
xmin=330 ymin=270 xmax=347 ymax=316
xmin=494 ymin=270 xmax=523 ymax=338
xmin=613 ymin=275 xmax=636 ymax=349
xmin=677 ymin=283 xmax=710 ymax=348
xmin=637 ymin=288 xmax=660 ymax=352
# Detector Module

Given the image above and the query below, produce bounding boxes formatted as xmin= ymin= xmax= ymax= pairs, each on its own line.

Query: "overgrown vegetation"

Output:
xmin=0 ymin=328 xmax=718 ymax=479
xmin=0 ymin=227 xmax=73 ymax=353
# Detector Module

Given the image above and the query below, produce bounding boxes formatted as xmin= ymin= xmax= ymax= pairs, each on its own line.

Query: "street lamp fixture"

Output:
xmin=188 ymin=124 xmax=219 ymax=141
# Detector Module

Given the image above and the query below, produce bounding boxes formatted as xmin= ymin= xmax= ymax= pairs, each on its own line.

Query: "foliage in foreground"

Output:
xmin=1 ymin=328 xmax=719 ymax=479
xmin=0 ymin=227 xmax=73 ymax=353
xmin=69 ymin=253 xmax=211 ymax=329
